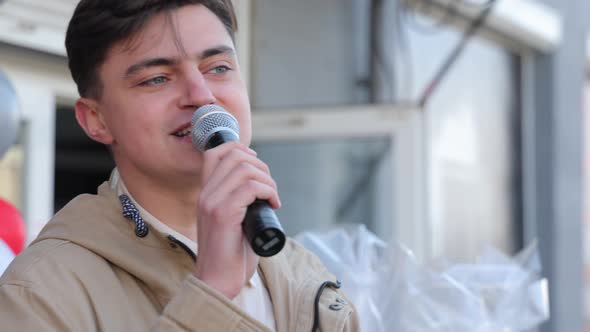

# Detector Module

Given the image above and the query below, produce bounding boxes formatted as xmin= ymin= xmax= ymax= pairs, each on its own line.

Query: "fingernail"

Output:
xmin=248 ymin=148 xmax=257 ymax=156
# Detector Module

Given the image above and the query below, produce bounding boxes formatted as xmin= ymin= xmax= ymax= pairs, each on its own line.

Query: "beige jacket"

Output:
xmin=0 ymin=183 xmax=360 ymax=331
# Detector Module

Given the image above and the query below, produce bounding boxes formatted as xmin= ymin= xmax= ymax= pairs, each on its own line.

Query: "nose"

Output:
xmin=179 ymin=70 xmax=216 ymax=109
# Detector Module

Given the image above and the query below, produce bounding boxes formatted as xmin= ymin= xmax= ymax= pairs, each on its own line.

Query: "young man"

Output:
xmin=0 ymin=1 xmax=360 ymax=331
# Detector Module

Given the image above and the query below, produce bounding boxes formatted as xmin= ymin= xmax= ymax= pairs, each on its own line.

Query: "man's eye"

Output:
xmin=210 ymin=66 xmax=231 ymax=74
xmin=140 ymin=76 xmax=169 ymax=86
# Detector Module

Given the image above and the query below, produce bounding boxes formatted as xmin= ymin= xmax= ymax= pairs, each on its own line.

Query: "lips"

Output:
xmin=172 ymin=123 xmax=191 ymax=138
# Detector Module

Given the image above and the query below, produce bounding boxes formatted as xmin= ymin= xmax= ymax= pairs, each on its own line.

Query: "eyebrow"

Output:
xmin=199 ymin=45 xmax=235 ymax=60
xmin=124 ymin=45 xmax=236 ymax=79
xmin=124 ymin=58 xmax=179 ymax=78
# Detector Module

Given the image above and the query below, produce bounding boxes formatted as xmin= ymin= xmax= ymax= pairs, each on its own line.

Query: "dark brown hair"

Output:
xmin=65 ymin=0 xmax=237 ymax=98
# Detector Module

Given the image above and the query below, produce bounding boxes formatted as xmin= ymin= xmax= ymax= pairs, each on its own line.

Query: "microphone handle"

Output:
xmin=243 ymin=200 xmax=286 ymax=257
xmin=205 ymin=130 xmax=286 ymax=257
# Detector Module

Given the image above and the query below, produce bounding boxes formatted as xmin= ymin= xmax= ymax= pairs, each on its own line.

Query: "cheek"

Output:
xmin=216 ymin=85 xmax=251 ymax=136
xmin=228 ymin=100 xmax=251 ymax=143
xmin=102 ymin=100 xmax=159 ymax=145
xmin=237 ymin=113 xmax=252 ymax=145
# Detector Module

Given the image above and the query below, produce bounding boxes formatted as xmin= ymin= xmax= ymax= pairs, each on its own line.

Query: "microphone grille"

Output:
xmin=191 ymin=104 xmax=240 ymax=151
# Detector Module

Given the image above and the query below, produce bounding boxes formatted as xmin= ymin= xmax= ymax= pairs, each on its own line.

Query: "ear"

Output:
xmin=74 ymin=98 xmax=114 ymax=145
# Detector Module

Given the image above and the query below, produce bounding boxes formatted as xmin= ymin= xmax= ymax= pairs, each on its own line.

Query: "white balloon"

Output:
xmin=0 ymin=71 xmax=20 ymax=158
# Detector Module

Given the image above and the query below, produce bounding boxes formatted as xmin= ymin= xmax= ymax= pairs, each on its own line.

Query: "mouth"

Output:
xmin=172 ymin=124 xmax=192 ymax=138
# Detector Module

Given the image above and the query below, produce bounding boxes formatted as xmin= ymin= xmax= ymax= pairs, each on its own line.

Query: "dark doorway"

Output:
xmin=53 ymin=106 xmax=114 ymax=212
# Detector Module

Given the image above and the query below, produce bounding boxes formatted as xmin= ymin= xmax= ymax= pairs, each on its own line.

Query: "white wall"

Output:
xmin=0 ymin=45 xmax=76 ymax=243
xmin=405 ymin=19 xmax=519 ymax=259
xmin=583 ymin=80 xmax=590 ymax=324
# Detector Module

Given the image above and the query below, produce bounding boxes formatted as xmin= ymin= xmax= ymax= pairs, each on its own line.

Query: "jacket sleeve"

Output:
xmin=316 ymin=290 xmax=362 ymax=332
xmin=151 ymin=274 xmax=272 ymax=332
xmin=0 ymin=282 xmax=72 ymax=331
xmin=0 ymin=275 xmax=272 ymax=332
xmin=340 ymin=299 xmax=361 ymax=332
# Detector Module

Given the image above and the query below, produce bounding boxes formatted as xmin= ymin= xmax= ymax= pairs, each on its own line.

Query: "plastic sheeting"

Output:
xmin=295 ymin=225 xmax=549 ymax=332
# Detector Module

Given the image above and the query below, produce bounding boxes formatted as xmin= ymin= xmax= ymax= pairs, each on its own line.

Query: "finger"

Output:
xmin=204 ymin=149 xmax=272 ymax=196
xmin=205 ymin=162 xmax=279 ymax=211
xmin=200 ymin=178 xmax=280 ymax=228
xmin=225 ymin=180 xmax=281 ymax=212
xmin=200 ymin=142 xmax=256 ymax=180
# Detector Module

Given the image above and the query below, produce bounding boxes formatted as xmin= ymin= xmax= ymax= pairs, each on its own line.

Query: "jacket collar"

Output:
xmin=32 ymin=182 xmax=195 ymax=307
xmin=32 ymin=182 xmax=343 ymax=330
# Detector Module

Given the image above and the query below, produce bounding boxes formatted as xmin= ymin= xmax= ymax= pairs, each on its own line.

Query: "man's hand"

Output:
xmin=193 ymin=142 xmax=281 ymax=299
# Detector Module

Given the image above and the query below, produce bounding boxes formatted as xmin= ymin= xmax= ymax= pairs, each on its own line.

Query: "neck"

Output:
xmin=117 ymin=167 xmax=200 ymax=242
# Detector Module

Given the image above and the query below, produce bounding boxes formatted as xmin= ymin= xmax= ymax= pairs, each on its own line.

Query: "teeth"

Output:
xmin=174 ymin=127 xmax=191 ymax=137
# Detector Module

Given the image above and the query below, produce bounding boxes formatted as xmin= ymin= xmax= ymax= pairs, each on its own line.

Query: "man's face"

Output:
xmin=93 ymin=4 xmax=250 ymax=185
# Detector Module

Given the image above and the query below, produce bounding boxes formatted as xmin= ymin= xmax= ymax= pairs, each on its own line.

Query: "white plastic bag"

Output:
xmin=295 ymin=225 xmax=549 ymax=332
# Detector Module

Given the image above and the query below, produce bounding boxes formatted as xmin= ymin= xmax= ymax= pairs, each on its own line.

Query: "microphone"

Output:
xmin=191 ymin=104 xmax=286 ymax=257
